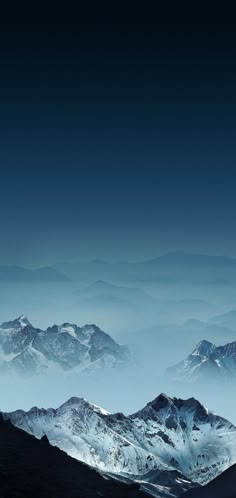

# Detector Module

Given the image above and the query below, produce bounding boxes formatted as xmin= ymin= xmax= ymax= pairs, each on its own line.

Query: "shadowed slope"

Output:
xmin=0 ymin=414 xmax=146 ymax=498
xmin=181 ymin=463 xmax=236 ymax=497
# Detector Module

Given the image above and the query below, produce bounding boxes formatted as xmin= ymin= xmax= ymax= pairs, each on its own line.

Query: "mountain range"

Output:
xmin=1 ymin=407 xmax=236 ymax=498
xmin=2 ymin=252 xmax=236 ymax=285
xmin=0 ymin=315 xmax=129 ymax=376
xmin=5 ymin=393 xmax=236 ymax=489
xmin=167 ymin=338 xmax=236 ymax=382
xmin=53 ymin=251 xmax=236 ymax=283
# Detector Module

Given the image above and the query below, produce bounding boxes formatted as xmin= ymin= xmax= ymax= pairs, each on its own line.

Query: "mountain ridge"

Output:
xmin=5 ymin=393 xmax=236 ymax=486
xmin=0 ymin=315 xmax=129 ymax=376
xmin=168 ymin=337 xmax=236 ymax=382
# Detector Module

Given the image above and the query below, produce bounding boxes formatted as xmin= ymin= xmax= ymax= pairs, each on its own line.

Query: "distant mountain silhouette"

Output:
xmin=54 ymin=252 xmax=236 ymax=283
xmin=147 ymin=251 xmax=236 ymax=266
xmin=0 ymin=265 xmax=69 ymax=282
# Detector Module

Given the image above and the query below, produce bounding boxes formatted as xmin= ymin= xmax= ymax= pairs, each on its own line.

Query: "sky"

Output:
xmin=0 ymin=6 xmax=236 ymax=265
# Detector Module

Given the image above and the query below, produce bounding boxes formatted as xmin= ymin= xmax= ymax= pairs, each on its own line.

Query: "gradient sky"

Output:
xmin=0 ymin=6 xmax=236 ymax=265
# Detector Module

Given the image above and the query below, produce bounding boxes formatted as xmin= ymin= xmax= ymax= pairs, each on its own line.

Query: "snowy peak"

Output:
xmin=59 ymin=396 xmax=110 ymax=415
xmin=17 ymin=314 xmax=32 ymax=328
xmin=192 ymin=339 xmax=216 ymax=357
xmin=137 ymin=393 xmax=173 ymax=416
xmin=149 ymin=394 xmax=206 ymax=415
xmin=0 ymin=314 xmax=32 ymax=330
xmin=132 ymin=394 xmax=210 ymax=427
xmin=77 ymin=324 xmax=101 ymax=344
xmin=58 ymin=396 xmax=93 ymax=413
xmin=149 ymin=393 xmax=173 ymax=410
xmin=46 ymin=323 xmax=78 ymax=339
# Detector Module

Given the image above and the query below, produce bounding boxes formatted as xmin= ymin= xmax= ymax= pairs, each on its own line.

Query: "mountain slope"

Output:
xmin=181 ymin=463 xmax=236 ymax=497
xmin=0 ymin=315 xmax=129 ymax=376
xmin=5 ymin=393 xmax=236 ymax=486
xmin=0 ymin=414 xmax=146 ymax=498
xmin=133 ymin=469 xmax=197 ymax=497
xmin=168 ymin=339 xmax=236 ymax=382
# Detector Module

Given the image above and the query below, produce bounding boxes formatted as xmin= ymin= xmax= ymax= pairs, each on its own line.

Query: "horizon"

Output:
xmin=2 ymin=248 xmax=236 ymax=269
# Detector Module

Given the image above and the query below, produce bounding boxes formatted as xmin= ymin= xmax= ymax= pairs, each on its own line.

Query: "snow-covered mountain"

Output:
xmin=0 ymin=315 xmax=129 ymax=376
xmin=5 ymin=393 xmax=236 ymax=487
xmin=167 ymin=338 xmax=236 ymax=382
xmin=0 ymin=414 xmax=147 ymax=498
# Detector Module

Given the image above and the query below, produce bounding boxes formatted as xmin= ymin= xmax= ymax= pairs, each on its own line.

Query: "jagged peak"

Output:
xmin=192 ymin=339 xmax=216 ymax=357
xmin=82 ymin=323 xmax=100 ymax=331
xmin=149 ymin=393 xmax=173 ymax=408
xmin=132 ymin=393 xmax=173 ymax=417
xmin=61 ymin=322 xmax=77 ymax=328
xmin=172 ymin=395 xmax=206 ymax=411
xmin=132 ymin=393 xmax=210 ymax=420
xmin=80 ymin=324 xmax=106 ymax=337
xmin=0 ymin=314 xmax=32 ymax=329
xmin=18 ymin=314 xmax=31 ymax=326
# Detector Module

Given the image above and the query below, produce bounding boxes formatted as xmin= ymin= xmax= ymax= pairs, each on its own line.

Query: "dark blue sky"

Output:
xmin=0 ymin=6 xmax=236 ymax=265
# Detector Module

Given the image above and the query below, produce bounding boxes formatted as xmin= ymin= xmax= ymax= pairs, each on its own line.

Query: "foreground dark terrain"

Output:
xmin=0 ymin=415 xmax=146 ymax=498
xmin=181 ymin=463 xmax=236 ymax=497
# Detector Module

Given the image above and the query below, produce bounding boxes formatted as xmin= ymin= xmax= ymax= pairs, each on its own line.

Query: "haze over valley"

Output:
xmin=0 ymin=251 xmax=236 ymax=426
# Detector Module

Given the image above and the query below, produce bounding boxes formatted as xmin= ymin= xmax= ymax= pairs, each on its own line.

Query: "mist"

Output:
xmin=0 ymin=253 xmax=236 ymax=425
